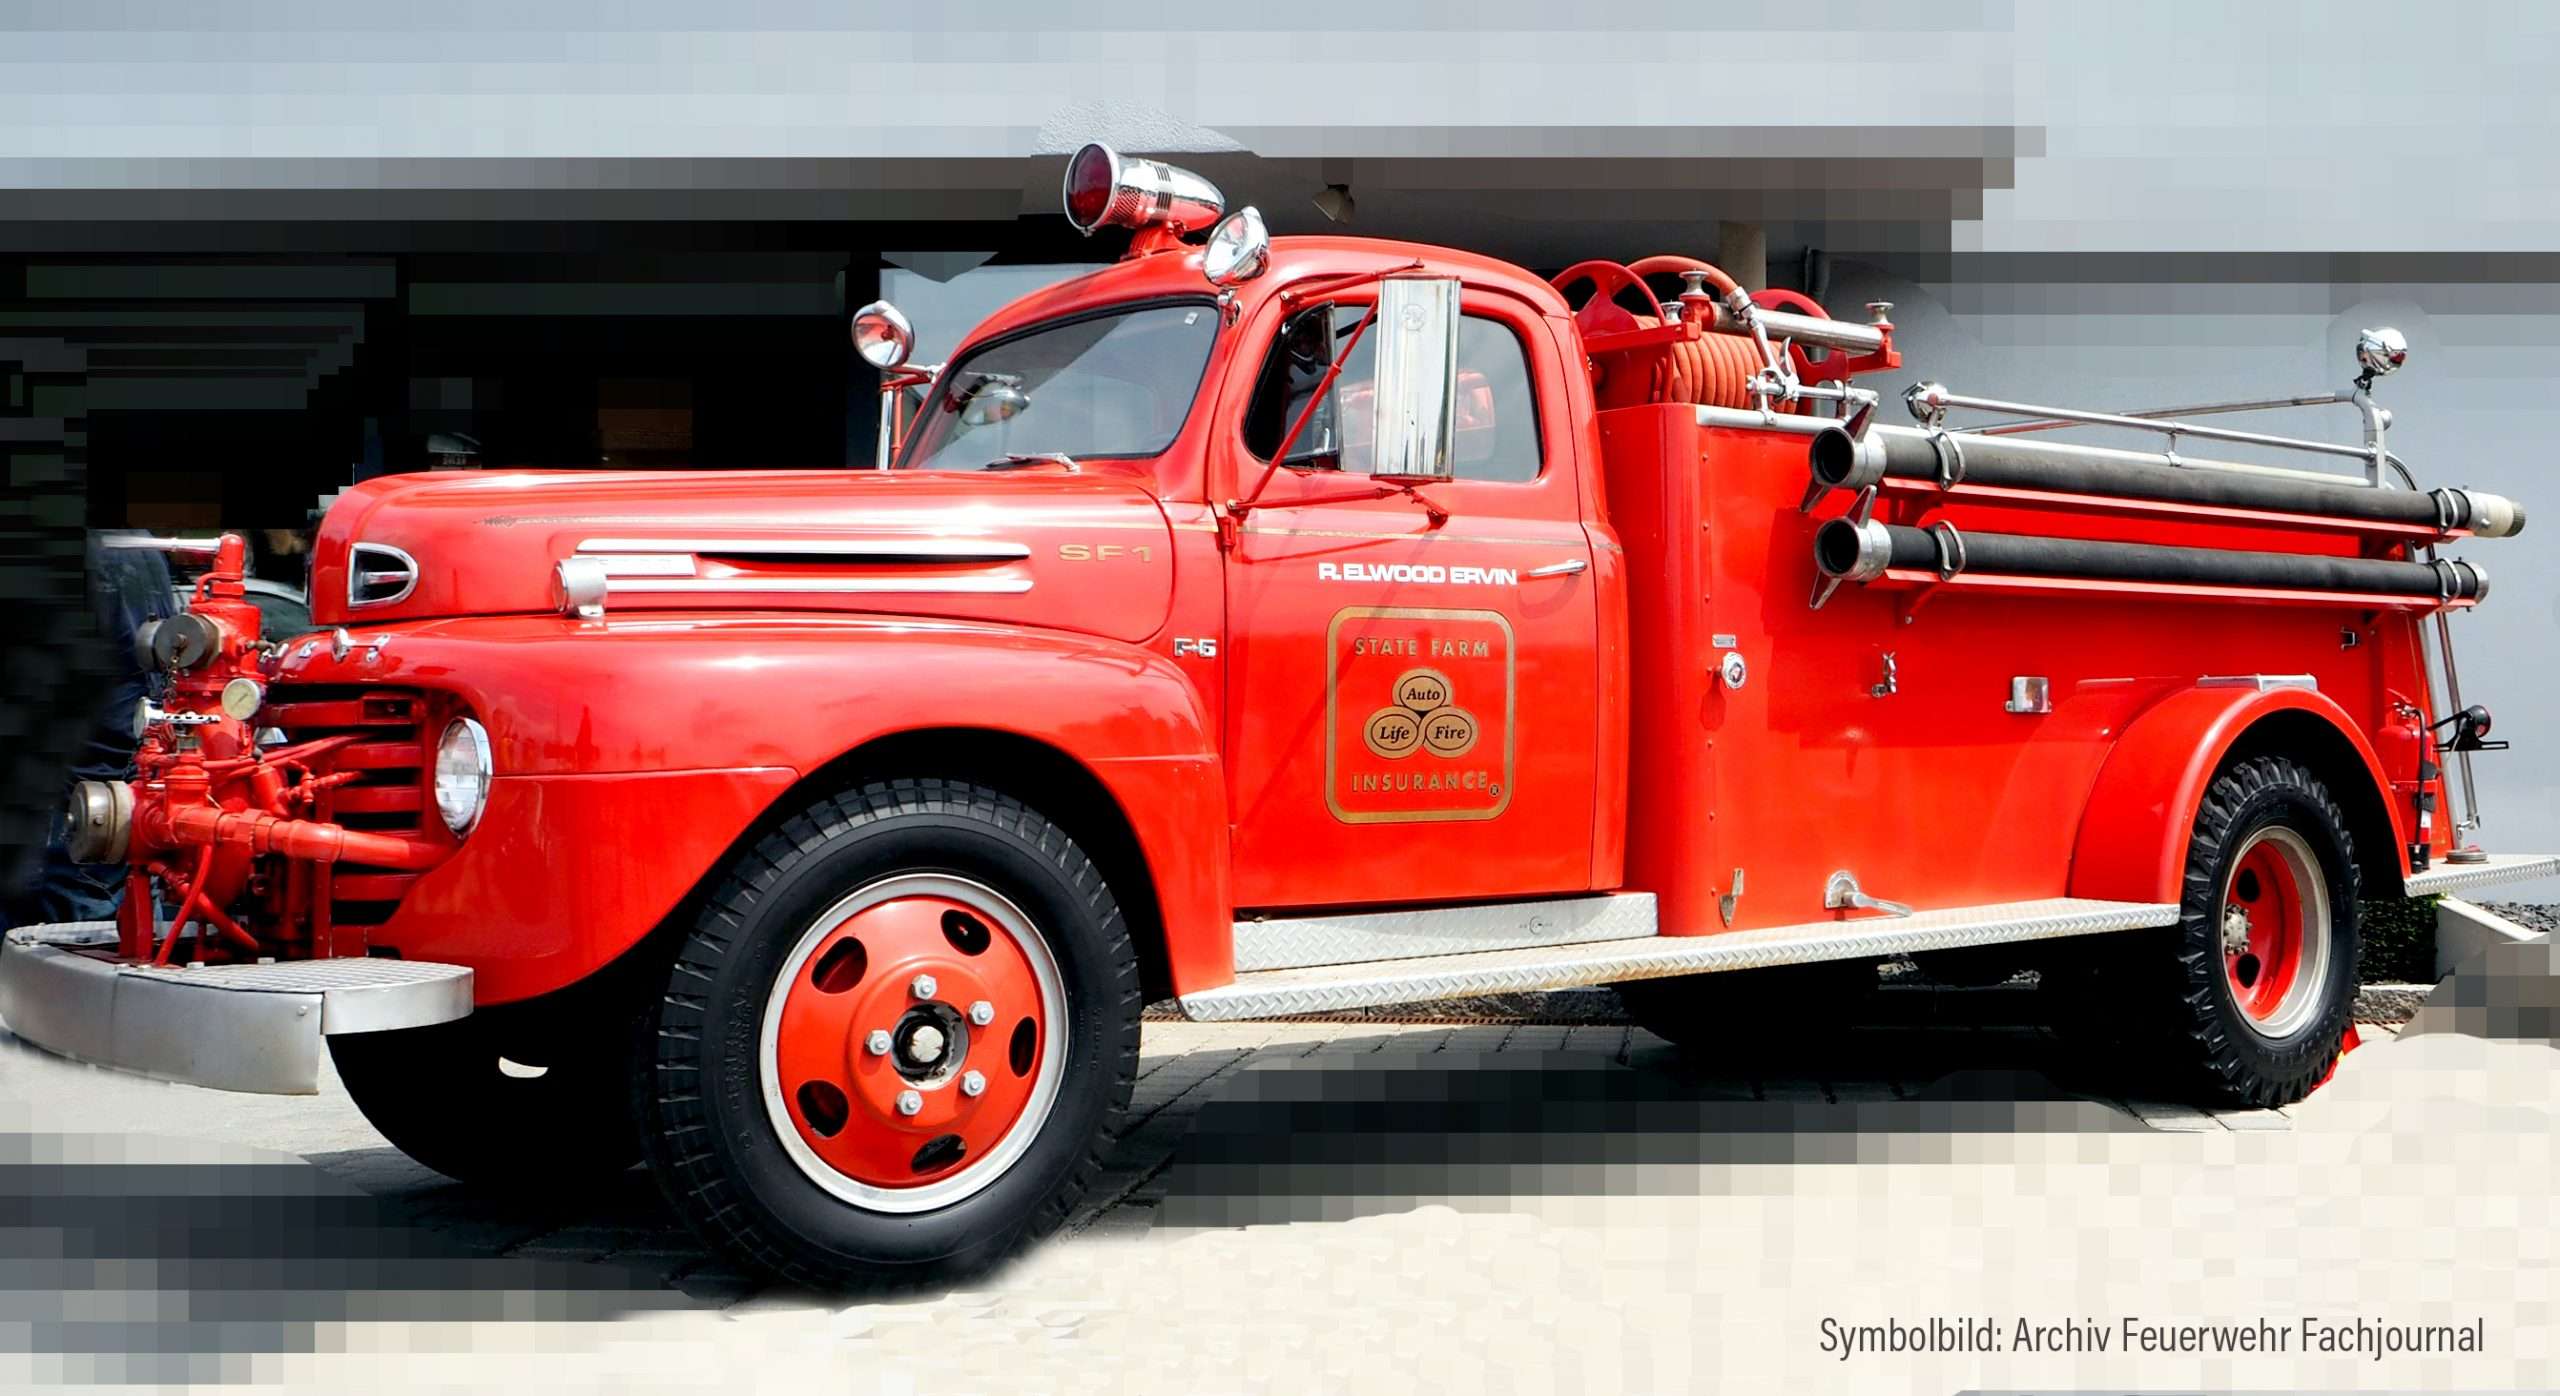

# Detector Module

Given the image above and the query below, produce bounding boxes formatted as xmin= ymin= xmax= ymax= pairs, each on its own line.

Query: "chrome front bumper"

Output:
xmin=0 ymin=923 xmax=472 ymax=1095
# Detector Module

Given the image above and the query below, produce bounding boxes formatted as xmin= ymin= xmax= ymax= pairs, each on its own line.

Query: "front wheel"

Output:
xmin=328 ymin=994 xmax=643 ymax=1186
xmin=638 ymin=780 xmax=1141 ymax=1290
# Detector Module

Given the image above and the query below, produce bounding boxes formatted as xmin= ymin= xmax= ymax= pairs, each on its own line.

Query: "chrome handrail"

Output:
xmin=1955 ymin=392 xmax=2354 ymax=438
xmin=1911 ymin=386 xmax=2375 ymax=464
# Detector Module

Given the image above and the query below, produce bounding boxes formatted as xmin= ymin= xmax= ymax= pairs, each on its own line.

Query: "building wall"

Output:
xmin=6 ymin=0 xmax=2555 ymax=886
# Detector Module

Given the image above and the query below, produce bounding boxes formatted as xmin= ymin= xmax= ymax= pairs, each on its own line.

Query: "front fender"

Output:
xmin=2068 ymin=684 xmax=2402 ymax=905
xmin=277 ymin=614 xmax=1228 ymax=1002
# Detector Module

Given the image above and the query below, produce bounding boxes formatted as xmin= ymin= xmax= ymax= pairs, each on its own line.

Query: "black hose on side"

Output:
xmin=1815 ymin=517 xmax=2486 ymax=600
xmin=1808 ymin=426 xmax=2524 ymax=536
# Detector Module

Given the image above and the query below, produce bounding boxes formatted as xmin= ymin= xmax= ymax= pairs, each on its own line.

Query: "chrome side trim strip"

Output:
xmin=0 ymin=923 xmax=473 ymax=1095
xmin=2197 ymin=674 xmax=2319 ymax=692
xmin=1233 ymin=894 xmax=1656 ymax=973
xmin=575 ymin=536 xmax=1031 ymax=562
xmin=579 ymin=553 xmax=696 ymax=578
xmin=2403 ymin=852 xmax=2560 ymax=898
xmin=604 ymin=577 xmax=1031 ymax=596
xmin=1180 ymin=897 xmax=2178 ymax=1021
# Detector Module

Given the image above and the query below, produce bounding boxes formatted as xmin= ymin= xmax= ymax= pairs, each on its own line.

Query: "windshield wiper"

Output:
xmin=983 ymin=452 xmax=1081 ymax=473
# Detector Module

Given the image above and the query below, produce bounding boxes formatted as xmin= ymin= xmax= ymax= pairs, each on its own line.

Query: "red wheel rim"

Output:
xmin=760 ymin=874 xmax=1065 ymax=1212
xmin=2218 ymin=826 xmax=2331 ymax=1038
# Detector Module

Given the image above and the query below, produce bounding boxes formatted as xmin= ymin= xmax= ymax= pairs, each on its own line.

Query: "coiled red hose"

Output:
xmin=1558 ymin=254 xmax=1826 ymax=412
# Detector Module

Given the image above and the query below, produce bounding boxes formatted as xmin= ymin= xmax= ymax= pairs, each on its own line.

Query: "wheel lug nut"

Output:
xmin=864 ymin=1029 xmax=893 ymax=1056
xmin=911 ymin=973 xmax=938 ymax=1001
xmin=961 ymin=1071 xmax=986 ymax=1097
xmin=968 ymin=1000 xmax=995 ymax=1026
xmin=895 ymin=1089 xmax=923 ymax=1116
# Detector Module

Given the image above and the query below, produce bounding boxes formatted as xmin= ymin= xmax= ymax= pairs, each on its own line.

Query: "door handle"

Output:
xmin=1823 ymin=870 xmax=1913 ymax=919
xmin=1524 ymin=558 xmax=1588 ymax=579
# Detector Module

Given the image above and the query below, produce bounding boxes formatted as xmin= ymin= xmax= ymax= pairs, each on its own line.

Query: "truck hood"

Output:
xmin=310 ymin=468 xmax=1176 ymax=645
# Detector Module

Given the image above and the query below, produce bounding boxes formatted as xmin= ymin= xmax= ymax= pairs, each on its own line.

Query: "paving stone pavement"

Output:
xmin=2 ymin=999 xmax=2313 ymax=1312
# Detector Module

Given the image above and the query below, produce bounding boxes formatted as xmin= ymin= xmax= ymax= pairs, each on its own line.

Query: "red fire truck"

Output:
xmin=5 ymin=144 xmax=2550 ymax=1287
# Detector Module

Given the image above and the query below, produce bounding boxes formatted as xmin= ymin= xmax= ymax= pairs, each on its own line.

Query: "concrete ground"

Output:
xmin=4 ymin=964 xmax=2555 ymax=1393
xmin=5 ymin=992 xmax=2287 ymax=1297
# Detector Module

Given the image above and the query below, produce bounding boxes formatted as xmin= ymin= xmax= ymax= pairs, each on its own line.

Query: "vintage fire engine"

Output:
xmin=5 ymin=143 xmax=2551 ymax=1286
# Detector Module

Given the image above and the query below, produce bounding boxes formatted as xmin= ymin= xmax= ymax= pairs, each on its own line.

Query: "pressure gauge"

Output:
xmin=220 ymin=676 xmax=266 ymax=721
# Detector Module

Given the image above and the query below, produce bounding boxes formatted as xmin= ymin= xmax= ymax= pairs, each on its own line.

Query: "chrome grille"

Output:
xmin=265 ymin=682 xmax=429 ymax=931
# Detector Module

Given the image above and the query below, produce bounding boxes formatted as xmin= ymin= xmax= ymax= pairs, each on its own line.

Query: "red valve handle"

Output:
xmin=1548 ymin=259 xmax=1667 ymax=339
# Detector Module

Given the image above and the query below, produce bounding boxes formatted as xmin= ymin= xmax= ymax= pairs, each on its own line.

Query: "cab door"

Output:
xmin=1220 ymin=282 xmax=1599 ymax=910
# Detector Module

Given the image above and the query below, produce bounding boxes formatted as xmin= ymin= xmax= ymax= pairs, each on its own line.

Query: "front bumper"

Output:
xmin=0 ymin=923 xmax=471 ymax=1094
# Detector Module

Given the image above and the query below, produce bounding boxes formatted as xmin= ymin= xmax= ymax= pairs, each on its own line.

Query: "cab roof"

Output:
xmin=944 ymin=235 xmax=1571 ymax=361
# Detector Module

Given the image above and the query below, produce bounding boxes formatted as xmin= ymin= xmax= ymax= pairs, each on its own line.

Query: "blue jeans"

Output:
xmin=3 ymin=538 xmax=173 ymax=928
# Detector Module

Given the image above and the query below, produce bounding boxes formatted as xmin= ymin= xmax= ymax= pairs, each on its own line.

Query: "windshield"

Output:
xmin=899 ymin=301 xmax=1220 ymax=471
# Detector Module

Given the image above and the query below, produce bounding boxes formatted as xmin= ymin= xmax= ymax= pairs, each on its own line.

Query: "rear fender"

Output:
xmin=2069 ymin=685 xmax=2405 ymax=905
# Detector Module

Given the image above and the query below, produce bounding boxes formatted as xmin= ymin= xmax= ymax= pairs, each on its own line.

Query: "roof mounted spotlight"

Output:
xmin=2355 ymin=325 xmax=2409 ymax=388
xmin=1201 ymin=206 xmax=1271 ymax=287
xmin=851 ymin=299 xmax=915 ymax=370
xmin=1062 ymin=143 xmax=1226 ymax=255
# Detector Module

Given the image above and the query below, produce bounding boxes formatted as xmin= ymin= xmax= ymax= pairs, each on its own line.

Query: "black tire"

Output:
xmin=637 ymin=779 xmax=1141 ymax=1291
xmin=328 ymin=990 xmax=645 ymax=1185
xmin=2052 ymin=754 xmax=2360 ymax=1107
xmin=1614 ymin=959 xmax=1879 ymax=1050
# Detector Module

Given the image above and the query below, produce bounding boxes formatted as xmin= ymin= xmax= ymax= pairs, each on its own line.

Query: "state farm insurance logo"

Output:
xmin=1362 ymin=667 xmax=1480 ymax=760
xmin=1326 ymin=606 xmax=1513 ymax=824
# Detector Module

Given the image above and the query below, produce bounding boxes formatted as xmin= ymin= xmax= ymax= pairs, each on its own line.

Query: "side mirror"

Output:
xmin=957 ymin=374 xmax=1030 ymax=426
xmin=1366 ymin=277 xmax=1460 ymax=481
xmin=852 ymin=299 xmax=915 ymax=370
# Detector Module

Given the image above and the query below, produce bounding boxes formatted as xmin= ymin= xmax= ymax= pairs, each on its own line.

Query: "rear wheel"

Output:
xmin=638 ymin=780 xmax=1140 ymax=1290
xmin=2053 ymin=754 xmax=2360 ymax=1107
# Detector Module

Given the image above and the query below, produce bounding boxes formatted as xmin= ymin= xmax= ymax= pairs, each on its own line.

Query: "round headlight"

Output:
xmin=433 ymin=717 xmax=492 ymax=837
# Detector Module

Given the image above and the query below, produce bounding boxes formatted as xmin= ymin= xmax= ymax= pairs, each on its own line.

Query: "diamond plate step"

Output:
xmin=2402 ymin=852 xmax=2560 ymax=898
xmin=1234 ymin=893 xmax=1656 ymax=972
xmin=1180 ymin=897 xmax=2179 ymax=1022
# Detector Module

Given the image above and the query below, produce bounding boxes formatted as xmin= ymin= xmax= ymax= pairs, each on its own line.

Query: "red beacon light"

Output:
xmin=1061 ymin=142 xmax=1227 ymax=257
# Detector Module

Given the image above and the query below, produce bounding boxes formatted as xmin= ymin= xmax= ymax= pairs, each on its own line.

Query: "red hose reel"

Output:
xmin=1551 ymin=254 xmax=1896 ymax=412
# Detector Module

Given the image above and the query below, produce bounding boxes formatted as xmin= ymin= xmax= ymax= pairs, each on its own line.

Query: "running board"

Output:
xmin=1179 ymin=897 xmax=2178 ymax=1022
xmin=1234 ymin=893 xmax=1657 ymax=972
xmin=2403 ymin=852 xmax=2560 ymax=898
xmin=0 ymin=923 xmax=472 ymax=1095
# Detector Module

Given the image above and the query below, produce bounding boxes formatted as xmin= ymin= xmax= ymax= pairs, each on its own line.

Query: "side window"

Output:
xmin=1242 ymin=304 xmax=1542 ymax=483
